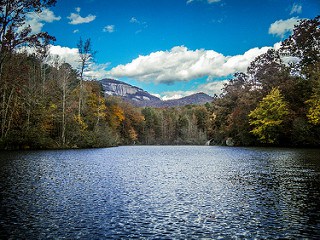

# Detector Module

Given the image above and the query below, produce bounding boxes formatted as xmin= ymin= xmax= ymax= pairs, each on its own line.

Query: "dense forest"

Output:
xmin=0 ymin=1 xmax=319 ymax=149
xmin=211 ymin=16 xmax=320 ymax=147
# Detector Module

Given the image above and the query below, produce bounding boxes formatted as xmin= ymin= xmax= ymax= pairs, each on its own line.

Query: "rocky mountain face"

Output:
xmin=99 ymin=79 xmax=161 ymax=107
xmin=98 ymin=78 xmax=213 ymax=107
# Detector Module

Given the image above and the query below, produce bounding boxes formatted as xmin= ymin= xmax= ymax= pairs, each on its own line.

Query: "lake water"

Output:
xmin=0 ymin=146 xmax=320 ymax=239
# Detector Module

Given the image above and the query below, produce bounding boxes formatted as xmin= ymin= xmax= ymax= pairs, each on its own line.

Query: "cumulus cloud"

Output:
xmin=108 ymin=45 xmax=272 ymax=84
xmin=68 ymin=7 xmax=96 ymax=25
xmin=103 ymin=25 xmax=115 ymax=33
xmin=197 ymin=80 xmax=228 ymax=95
xmin=85 ymin=62 xmax=111 ymax=80
xmin=44 ymin=42 xmax=279 ymax=90
xmin=21 ymin=8 xmax=61 ymax=34
xmin=48 ymin=45 xmax=80 ymax=69
xmin=47 ymin=45 xmax=110 ymax=79
xmin=268 ymin=17 xmax=300 ymax=38
xmin=290 ymin=3 xmax=302 ymax=15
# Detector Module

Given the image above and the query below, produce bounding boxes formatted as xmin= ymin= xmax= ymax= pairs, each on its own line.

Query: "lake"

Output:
xmin=0 ymin=146 xmax=320 ymax=239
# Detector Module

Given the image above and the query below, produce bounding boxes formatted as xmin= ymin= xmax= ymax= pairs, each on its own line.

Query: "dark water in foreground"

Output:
xmin=0 ymin=146 xmax=320 ymax=239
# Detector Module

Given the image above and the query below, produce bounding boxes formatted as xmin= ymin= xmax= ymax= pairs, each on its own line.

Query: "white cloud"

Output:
xmin=103 ymin=25 xmax=115 ymax=33
xmin=130 ymin=16 xmax=148 ymax=33
xmin=73 ymin=29 xmax=79 ymax=34
xmin=44 ymin=41 xmax=279 ymax=88
xmin=197 ymin=80 xmax=228 ymax=95
xmin=268 ymin=17 xmax=300 ymax=38
xmin=151 ymin=93 xmax=162 ymax=99
xmin=48 ymin=45 xmax=80 ymax=69
xmin=21 ymin=8 xmax=61 ymax=34
xmin=85 ymin=62 xmax=111 ymax=80
xmin=161 ymin=91 xmax=195 ymax=100
xmin=130 ymin=17 xmax=139 ymax=24
xmin=47 ymin=45 xmax=110 ymax=79
xmin=187 ymin=0 xmax=221 ymax=4
xmin=33 ymin=8 xmax=61 ymax=23
xmin=159 ymin=80 xmax=227 ymax=100
xmin=273 ymin=42 xmax=282 ymax=51
xmin=68 ymin=7 xmax=96 ymax=25
xmin=108 ymin=45 xmax=272 ymax=84
xmin=290 ymin=3 xmax=302 ymax=15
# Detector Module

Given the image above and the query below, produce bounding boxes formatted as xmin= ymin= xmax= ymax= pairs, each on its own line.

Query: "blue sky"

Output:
xmin=30 ymin=0 xmax=319 ymax=99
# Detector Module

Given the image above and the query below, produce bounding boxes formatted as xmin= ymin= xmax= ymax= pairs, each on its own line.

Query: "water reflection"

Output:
xmin=0 ymin=146 xmax=319 ymax=239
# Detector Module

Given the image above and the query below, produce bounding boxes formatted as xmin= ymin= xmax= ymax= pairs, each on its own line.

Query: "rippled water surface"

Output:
xmin=1 ymin=146 xmax=320 ymax=239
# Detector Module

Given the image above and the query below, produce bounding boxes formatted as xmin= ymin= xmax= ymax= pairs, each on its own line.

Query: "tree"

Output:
xmin=281 ymin=16 xmax=320 ymax=75
xmin=77 ymin=37 xmax=95 ymax=117
xmin=0 ymin=0 xmax=56 ymax=141
xmin=249 ymin=87 xmax=289 ymax=144
xmin=0 ymin=0 xmax=56 ymax=74
xmin=57 ymin=62 xmax=76 ymax=146
xmin=306 ymin=94 xmax=320 ymax=126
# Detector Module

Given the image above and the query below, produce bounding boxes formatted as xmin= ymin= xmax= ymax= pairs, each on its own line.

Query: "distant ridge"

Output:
xmin=98 ymin=78 xmax=213 ymax=107
xmin=156 ymin=92 xmax=213 ymax=107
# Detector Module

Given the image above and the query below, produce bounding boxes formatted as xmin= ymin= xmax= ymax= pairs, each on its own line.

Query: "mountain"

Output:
xmin=98 ymin=78 xmax=213 ymax=107
xmin=99 ymin=78 xmax=161 ymax=106
xmin=154 ymin=92 xmax=213 ymax=107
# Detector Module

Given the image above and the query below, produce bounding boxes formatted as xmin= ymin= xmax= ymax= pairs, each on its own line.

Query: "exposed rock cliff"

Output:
xmin=98 ymin=78 xmax=213 ymax=107
xmin=99 ymin=79 xmax=161 ymax=106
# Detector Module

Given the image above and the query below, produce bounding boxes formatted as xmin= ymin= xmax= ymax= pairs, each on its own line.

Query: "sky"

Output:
xmin=27 ymin=0 xmax=319 ymax=100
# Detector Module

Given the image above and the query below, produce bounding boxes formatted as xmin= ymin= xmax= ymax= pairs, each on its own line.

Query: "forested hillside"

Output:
xmin=0 ymin=2 xmax=319 ymax=149
xmin=210 ymin=16 xmax=320 ymax=146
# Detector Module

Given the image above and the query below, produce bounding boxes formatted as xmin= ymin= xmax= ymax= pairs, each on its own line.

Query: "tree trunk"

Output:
xmin=1 ymin=87 xmax=14 ymax=138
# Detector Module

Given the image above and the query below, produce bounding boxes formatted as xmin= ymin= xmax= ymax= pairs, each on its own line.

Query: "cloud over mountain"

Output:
xmin=160 ymin=80 xmax=228 ymax=100
xmin=46 ymin=42 xmax=280 ymax=86
xmin=109 ymin=45 xmax=272 ymax=84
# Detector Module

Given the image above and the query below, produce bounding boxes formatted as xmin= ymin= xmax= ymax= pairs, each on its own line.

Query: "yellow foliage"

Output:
xmin=111 ymin=105 xmax=125 ymax=122
xmin=74 ymin=115 xmax=88 ymax=131
xmin=128 ymin=128 xmax=138 ymax=141
xmin=50 ymin=103 xmax=57 ymax=110
xmin=306 ymin=95 xmax=320 ymax=125
xmin=249 ymin=87 xmax=289 ymax=144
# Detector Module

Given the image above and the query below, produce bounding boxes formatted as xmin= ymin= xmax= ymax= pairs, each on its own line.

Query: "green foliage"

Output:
xmin=306 ymin=94 xmax=320 ymax=125
xmin=249 ymin=88 xmax=289 ymax=144
xmin=1 ymin=14 xmax=319 ymax=149
xmin=140 ymin=106 xmax=209 ymax=145
xmin=281 ymin=16 xmax=320 ymax=73
xmin=209 ymin=16 xmax=320 ymax=147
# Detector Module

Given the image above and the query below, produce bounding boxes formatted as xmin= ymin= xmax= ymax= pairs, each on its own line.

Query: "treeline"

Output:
xmin=133 ymin=16 xmax=320 ymax=147
xmin=0 ymin=0 xmax=212 ymax=149
xmin=1 ymin=2 xmax=319 ymax=149
xmin=0 ymin=52 xmax=212 ymax=149
xmin=209 ymin=16 xmax=320 ymax=146
xmin=0 ymin=52 xmax=114 ymax=149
